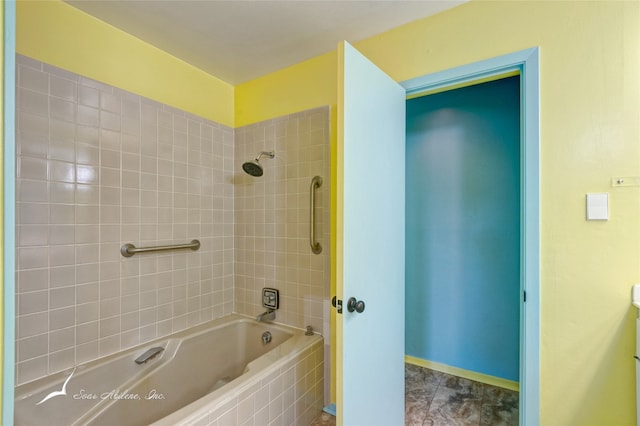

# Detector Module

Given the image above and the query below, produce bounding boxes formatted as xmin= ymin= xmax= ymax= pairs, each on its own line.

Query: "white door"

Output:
xmin=336 ymin=41 xmax=406 ymax=425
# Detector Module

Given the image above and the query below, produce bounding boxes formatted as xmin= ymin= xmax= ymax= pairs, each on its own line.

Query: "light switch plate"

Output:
xmin=586 ymin=193 xmax=608 ymax=220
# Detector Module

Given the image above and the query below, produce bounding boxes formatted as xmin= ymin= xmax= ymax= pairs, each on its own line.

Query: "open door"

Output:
xmin=335 ymin=41 xmax=406 ymax=425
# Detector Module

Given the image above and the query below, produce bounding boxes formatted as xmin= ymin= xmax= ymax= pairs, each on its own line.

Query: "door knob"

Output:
xmin=346 ymin=297 xmax=365 ymax=313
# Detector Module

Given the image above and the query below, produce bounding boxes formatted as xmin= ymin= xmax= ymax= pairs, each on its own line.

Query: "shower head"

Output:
xmin=242 ymin=151 xmax=274 ymax=177
xmin=242 ymin=160 xmax=264 ymax=177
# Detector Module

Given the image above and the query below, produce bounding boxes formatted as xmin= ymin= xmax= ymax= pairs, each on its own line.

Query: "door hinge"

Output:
xmin=523 ymin=291 xmax=527 ymax=302
xmin=331 ymin=296 xmax=343 ymax=314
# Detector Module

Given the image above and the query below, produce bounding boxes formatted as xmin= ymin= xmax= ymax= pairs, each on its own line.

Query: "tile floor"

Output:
xmin=310 ymin=364 xmax=519 ymax=426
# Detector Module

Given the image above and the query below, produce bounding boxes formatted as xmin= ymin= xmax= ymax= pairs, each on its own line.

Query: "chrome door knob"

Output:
xmin=346 ymin=297 xmax=365 ymax=313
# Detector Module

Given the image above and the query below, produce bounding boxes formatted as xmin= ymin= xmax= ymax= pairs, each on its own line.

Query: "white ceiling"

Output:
xmin=65 ymin=0 xmax=466 ymax=85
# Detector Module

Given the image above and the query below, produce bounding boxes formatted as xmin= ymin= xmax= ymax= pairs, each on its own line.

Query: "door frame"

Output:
xmin=3 ymin=2 xmax=17 ymax=424
xmin=400 ymin=47 xmax=540 ymax=426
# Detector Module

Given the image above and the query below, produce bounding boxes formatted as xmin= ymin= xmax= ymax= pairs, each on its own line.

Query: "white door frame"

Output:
xmin=400 ymin=47 xmax=540 ymax=426
xmin=3 ymin=2 xmax=17 ymax=424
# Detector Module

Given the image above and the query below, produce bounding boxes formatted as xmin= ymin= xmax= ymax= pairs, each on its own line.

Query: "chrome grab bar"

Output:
xmin=120 ymin=239 xmax=200 ymax=257
xmin=310 ymin=176 xmax=323 ymax=254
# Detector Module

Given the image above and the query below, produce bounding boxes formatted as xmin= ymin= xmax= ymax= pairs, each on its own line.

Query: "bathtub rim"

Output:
xmin=15 ymin=313 xmax=322 ymax=426
xmin=15 ymin=314 xmax=277 ymax=395
xmin=150 ymin=319 xmax=323 ymax=426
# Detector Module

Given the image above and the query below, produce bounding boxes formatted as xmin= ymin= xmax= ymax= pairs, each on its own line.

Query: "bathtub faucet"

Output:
xmin=256 ymin=309 xmax=276 ymax=322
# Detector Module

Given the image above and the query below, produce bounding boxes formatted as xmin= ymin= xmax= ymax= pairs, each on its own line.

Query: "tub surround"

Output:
xmin=233 ymin=108 xmax=332 ymax=404
xmin=15 ymin=54 xmax=331 ymax=416
xmin=233 ymin=107 xmax=330 ymax=334
xmin=15 ymin=54 xmax=236 ymax=385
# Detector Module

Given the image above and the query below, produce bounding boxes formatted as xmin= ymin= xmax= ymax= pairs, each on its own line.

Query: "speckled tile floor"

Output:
xmin=310 ymin=364 xmax=519 ymax=426
xmin=405 ymin=364 xmax=519 ymax=426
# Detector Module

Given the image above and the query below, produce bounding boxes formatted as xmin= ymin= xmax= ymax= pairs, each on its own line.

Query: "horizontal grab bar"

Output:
xmin=120 ymin=240 xmax=200 ymax=257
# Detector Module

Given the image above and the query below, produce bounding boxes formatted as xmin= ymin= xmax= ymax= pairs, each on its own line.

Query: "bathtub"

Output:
xmin=15 ymin=314 xmax=324 ymax=425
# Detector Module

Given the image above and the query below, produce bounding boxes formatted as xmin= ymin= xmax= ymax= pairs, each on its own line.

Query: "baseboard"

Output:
xmin=405 ymin=355 xmax=519 ymax=392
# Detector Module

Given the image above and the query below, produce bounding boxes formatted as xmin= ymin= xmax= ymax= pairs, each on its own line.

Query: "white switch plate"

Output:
xmin=586 ymin=193 xmax=608 ymax=220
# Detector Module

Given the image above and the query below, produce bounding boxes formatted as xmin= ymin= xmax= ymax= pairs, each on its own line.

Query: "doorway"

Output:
xmin=406 ymin=75 xmax=521 ymax=381
xmin=404 ymin=75 xmax=521 ymax=423
xmin=401 ymin=48 xmax=540 ymax=425
xmin=331 ymin=46 xmax=538 ymax=425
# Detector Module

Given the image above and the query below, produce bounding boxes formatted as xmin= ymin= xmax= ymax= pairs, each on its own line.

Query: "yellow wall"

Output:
xmin=235 ymin=51 xmax=335 ymax=127
xmin=16 ymin=0 xmax=234 ymax=127
xmin=236 ymin=1 xmax=640 ymax=424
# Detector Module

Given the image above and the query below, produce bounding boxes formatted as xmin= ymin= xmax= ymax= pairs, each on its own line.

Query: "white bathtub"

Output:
xmin=15 ymin=314 xmax=324 ymax=425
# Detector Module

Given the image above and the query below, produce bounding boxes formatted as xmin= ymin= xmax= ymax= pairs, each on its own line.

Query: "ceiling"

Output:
xmin=65 ymin=0 xmax=466 ymax=85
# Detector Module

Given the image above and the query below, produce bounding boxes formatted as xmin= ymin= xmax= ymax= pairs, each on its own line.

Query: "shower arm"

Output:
xmin=256 ymin=151 xmax=275 ymax=162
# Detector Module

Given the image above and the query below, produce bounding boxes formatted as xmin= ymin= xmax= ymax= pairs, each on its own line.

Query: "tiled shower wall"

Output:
xmin=233 ymin=108 xmax=330 ymax=336
xmin=15 ymin=55 xmax=235 ymax=385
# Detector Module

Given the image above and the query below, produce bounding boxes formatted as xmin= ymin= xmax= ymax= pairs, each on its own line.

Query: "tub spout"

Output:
xmin=256 ymin=309 xmax=276 ymax=322
xmin=135 ymin=346 xmax=164 ymax=364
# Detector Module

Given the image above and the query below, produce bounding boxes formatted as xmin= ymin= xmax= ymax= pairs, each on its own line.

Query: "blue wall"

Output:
xmin=405 ymin=76 xmax=520 ymax=381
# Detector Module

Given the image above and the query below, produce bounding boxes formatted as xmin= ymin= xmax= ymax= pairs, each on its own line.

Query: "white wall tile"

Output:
xmin=78 ymin=85 xmax=99 ymax=108
xmin=18 ymin=247 xmax=48 ymax=269
xmin=77 ymin=105 xmax=99 ymax=127
xmin=51 ymin=182 xmax=75 ymax=204
xmin=76 ymin=165 xmax=98 ymax=185
xmin=234 ymin=107 xmax=330 ymax=332
xmin=19 ymin=65 xmax=48 ymax=93
xmin=76 ymin=340 xmax=99 ymax=365
xmin=49 ymin=266 xmax=75 ymax=289
xmin=18 ymin=290 xmax=48 ymax=316
xmin=17 ymin=333 xmax=48 ymax=362
xmin=18 ymin=179 xmax=48 ymax=202
xmin=100 ymin=92 xmax=121 ymax=114
xmin=76 ymin=263 xmax=99 ymax=285
xmin=17 ymin=356 xmax=48 ymax=385
xmin=49 ymin=245 xmax=75 ymax=267
xmin=19 ymin=88 xmax=49 ymax=117
xmin=50 ymin=204 xmax=74 ymax=224
xmin=50 ymin=98 xmax=76 ymax=122
xmin=49 ymin=160 xmax=75 ymax=183
xmin=50 ymin=225 xmax=74 ymax=245
xmin=18 ymin=312 xmax=49 ymax=339
xmin=101 ymin=110 xmax=121 ymax=132
xmin=19 ymin=157 xmax=47 ymax=181
xmin=18 ymin=269 xmax=48 ymax=293
xmin=49 ymin=307 xmax=75 ymax=330
xmin=50 ymin=75 xmax=76 ymax=101
xmin=76 ymin=302 xmax=99 ymax=325
xmin=15 ymin=55 xmax=235 ymax=385
xmin=18 ymin=224 xmax=49 ymax=246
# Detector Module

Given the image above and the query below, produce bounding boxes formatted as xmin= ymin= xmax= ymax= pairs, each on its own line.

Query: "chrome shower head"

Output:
xmin=242 ymin=151 xmax=274 ymax=177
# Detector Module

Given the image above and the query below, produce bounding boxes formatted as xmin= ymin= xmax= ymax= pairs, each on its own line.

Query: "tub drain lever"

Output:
xmin=135 ymin=347 xmax=164 ymax=364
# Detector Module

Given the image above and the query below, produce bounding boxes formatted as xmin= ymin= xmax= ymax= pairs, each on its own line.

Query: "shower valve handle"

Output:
xmin=346 ymin=297 xmax=365 ymax=314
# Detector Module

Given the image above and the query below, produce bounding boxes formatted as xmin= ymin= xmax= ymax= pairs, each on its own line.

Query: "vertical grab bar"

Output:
xmin=310 ymin=176 xmax=323 ymax=254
